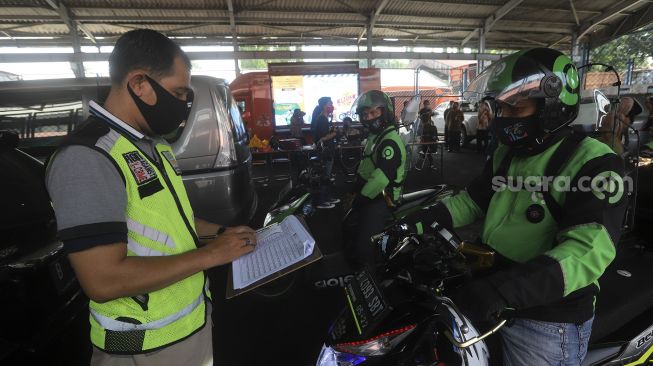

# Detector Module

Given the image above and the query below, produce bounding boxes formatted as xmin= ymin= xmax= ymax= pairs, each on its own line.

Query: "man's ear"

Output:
xmin=125 ymin=72 xmax=149 ymax=97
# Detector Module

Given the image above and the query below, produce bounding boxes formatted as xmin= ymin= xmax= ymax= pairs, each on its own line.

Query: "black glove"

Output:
xmin=453 ymin=278 xmax=508 ymax=327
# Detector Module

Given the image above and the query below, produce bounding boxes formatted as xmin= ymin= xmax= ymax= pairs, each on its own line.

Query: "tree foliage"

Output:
xmin=590 ymin=31 xmax=653 ymax=72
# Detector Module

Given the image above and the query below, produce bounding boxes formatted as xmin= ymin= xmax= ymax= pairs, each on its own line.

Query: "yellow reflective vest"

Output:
xmin=57 ymin=118 xmax=210 ymax=354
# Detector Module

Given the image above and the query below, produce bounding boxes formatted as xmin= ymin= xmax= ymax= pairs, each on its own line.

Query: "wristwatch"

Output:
xmin=199 ymin=226 xmax=227 ymax=241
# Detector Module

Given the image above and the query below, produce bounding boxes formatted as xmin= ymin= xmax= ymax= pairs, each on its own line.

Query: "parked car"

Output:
xmin=432 ymin=100 xmax=479 ymax=147
xmin=0 ymin=76 xmax=256 ymax=226
xmin=0 ymin=130 xmax=87 ymax=363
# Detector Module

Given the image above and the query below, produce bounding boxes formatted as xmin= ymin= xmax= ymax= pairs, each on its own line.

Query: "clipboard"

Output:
xmin=226 ymin=216 xmax=322 ymax=299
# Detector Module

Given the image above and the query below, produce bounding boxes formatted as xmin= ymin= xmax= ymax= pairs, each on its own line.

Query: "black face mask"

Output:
xmin=491 ymin=115 xmax=540 ymax=147
xmin=363 ymin=116 xmax=384 ymax=133
xmin=128 ymin=75 xmax=194 ymax=136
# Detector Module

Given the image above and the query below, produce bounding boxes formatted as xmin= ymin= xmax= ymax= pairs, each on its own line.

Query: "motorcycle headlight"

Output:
xmin=316 ymin=345 xmax=366 ymax=366
xmin=332 ymin=324 xmax=416 ymax=357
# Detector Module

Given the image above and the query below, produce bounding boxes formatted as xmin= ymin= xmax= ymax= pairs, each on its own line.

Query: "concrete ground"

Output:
xmin=23 ymin=143 xmax=487 ymax=366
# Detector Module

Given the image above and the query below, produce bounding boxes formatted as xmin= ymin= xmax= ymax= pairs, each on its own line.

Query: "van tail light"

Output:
xmin=212 ymin=90 xmax=238 ymax=169
xmin=333 ymin=324 xmax=416 ymax=357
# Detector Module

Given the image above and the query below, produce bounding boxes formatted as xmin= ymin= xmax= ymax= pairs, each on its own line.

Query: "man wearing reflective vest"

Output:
xmin=344 ymin=90 xmax=407 ymax=269
xmin=46 ymin=29 xmax=256 ymax=365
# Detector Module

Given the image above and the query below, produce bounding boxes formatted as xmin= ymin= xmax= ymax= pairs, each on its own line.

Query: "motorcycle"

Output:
xmin=315 ymin=222 xmax=653 ymax=366
xmin=257 ymin=167 xmax=454 ymax=297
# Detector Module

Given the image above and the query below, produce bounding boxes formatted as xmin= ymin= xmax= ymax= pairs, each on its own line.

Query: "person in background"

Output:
xmin=476 ymin=100 xmax=491 ymax=153
xmin=640 ymin=96 xmax=653 ymax=132
xmin=443 ymin=100 xmax=454 ymax=148
xmin=45 ymin=29 xmax=256 ymax=366
xmin=311 ymin=96 xmax=332 ymax=137
xmin=420 ymin=117 xmax=438 ymax=167
xmin=446 ymin=101 xmax=464 ymax=152
xmin=597 ymin=96 xmax=641 ymax=155
xmin=313 ymin=99 xmax=339 ymax=209
xmin=418 ymin=99 xmax=435 ymax=129
xmin=344 ymin=90 xmax=407 ymax=270
xmin=641 ymin=96 xmax=653 ymax=152
xmin=341 ymin=116 xmax=362 ymax=144
xmin=290 ymin=108 xmax=306 ymax=144
xmin=400 ymin=100 xmax=410 ymax=124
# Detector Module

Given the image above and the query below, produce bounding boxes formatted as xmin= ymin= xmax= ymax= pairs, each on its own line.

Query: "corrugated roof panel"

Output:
xmin=0 ymin=6 xmax=58 ymax=17
xmin=385 ymin=1 xmax=497 ymax=19
xmin=72 ymin=8 xmax=230 ymax=20
xmin=233 ymin=0 xmax=375 ymax=13
xmin=0 ymin=0 xmax=648 ymax=52
xmin=5 ymin=23 xmax=69 ymax=34
xmin=64 ymin=0 xmax=227 ymax=9
xmin=378 ymin=14 xmax=480 ymax=30
xmin=236 ymin=10 xmax=366 ymax=23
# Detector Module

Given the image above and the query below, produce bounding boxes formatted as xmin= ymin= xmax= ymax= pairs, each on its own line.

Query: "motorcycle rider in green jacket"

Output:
xmin=408 ymin=48 xmax=628 ymax=365
xmin=344 ymin=90 xmax=407 ymax=269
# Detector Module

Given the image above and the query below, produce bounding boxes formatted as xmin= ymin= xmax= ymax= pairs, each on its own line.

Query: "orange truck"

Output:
xmin=229 ymin=62 xmax=381 ymax=141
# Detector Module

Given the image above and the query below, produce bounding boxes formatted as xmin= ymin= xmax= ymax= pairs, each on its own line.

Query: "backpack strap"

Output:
xmin=540 ymin=132 xmax=587 ymax=223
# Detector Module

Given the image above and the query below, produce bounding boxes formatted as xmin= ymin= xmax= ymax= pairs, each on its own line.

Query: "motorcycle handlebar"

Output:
xmin=443 ymin=319 xmax=507 ymax=349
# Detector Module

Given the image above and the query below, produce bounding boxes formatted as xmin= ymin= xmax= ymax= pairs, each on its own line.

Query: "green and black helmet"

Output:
xmin=467 ymin=47 xmax=581 ymax=133
xmin=355 ymin=90 xmax=396 ymax=131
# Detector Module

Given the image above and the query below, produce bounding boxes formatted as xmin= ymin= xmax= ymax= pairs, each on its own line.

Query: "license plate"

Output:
xmin=344 ymin=270 xmax=390 ymax=337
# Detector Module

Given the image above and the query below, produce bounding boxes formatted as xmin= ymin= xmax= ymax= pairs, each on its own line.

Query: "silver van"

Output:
xmin=0 ymin=75 xmax=256 ymax=226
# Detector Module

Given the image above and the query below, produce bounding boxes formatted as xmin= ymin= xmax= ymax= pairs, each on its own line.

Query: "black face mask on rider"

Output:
xmin=363 ymin=116 xmax=385 ymax=133
xmin=491 ymin=114 xmax=540 ymax=147
xmin=127 ymin=74 xmax=194 ymax=136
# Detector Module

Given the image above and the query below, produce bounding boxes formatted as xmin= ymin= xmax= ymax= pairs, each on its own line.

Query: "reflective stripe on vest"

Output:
xmin=127 ymin=237 xmax=168 ymax=257
xmin=127 ymin=218 xmax=177 ymax=250
xmin=90 ymin=293 xmax=204 ymax=332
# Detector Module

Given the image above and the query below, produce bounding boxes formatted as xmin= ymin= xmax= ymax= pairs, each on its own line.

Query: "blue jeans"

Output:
xmin=500 ymin=317 xmax=593 ymax=366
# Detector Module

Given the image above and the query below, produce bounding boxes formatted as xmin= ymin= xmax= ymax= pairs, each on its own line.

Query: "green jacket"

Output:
xmin=413 ymin=130 xmax=627 ymax=322
xmin=357 ymin=126 xmax=407 ymax=203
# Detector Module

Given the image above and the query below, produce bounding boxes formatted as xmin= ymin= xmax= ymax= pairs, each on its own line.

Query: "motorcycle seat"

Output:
xmin=590 ymin=238 xmax=653 ymax=343
xmin=394 ymin=185 xmax=447 ymax=212
xmin=394 ymin=189 xmax=437 ymax=212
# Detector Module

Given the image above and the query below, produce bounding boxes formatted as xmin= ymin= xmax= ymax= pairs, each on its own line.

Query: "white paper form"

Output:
xmin=232 ymin=215 xmax=315 ymax=289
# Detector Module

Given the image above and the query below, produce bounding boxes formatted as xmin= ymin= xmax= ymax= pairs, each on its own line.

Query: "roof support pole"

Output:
xmin=226 ymin=0 xmax=240 ymax=76
xmin=365 ymin=0 xmax=390 ymax=68
xmin=70 ymin=29 xmax=84 ymax=78
xmin=477 ymin=27 xmax=486 ymax=75
xmin=577 ymin=39 xmax=591 ymax=86
xmin=570 ymin=31 xmax=578 ymax=61
xmin=366 ymin=22 xmax=373 ymax=67
xmin=45 ymin=0 xmax=88 ymax=78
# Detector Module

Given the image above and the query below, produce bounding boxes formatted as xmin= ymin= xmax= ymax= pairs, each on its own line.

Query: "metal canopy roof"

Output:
xmin=0 ymin=0 xmax=652 ymax=52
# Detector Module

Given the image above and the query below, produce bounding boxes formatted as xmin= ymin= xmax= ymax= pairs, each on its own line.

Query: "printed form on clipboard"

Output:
xmin=232 ymin=215 xmax=315 ymax=289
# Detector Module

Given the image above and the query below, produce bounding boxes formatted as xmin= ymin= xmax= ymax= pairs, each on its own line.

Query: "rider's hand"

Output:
xmin=453 ymin=278 xmax=508 ymax=327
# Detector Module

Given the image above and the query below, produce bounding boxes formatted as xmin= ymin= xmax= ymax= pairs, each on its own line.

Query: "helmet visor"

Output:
xmin=464 ymin=57 xmax=553 ymax=107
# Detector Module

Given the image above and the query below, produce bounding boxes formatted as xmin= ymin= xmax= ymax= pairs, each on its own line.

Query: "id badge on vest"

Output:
xmin=123 ymin=151 xmax=164 ymax=198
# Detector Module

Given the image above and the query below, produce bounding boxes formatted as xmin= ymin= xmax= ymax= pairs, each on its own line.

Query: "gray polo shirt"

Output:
xmin=46 ymin=104 xmax=169 ymax=253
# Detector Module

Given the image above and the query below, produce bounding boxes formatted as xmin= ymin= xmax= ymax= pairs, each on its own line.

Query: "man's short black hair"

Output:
xmin=109 ymin=29 xmax=191 ymax=85
xmin=423 ymin=100 xmax=430 ymax=105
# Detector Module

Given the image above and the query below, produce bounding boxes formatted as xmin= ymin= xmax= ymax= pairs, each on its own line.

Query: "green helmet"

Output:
xmin=355 ymin=90 xmax=396 ymax=131
xmin=468 ymin=47 xmax=580 ymax=133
